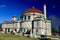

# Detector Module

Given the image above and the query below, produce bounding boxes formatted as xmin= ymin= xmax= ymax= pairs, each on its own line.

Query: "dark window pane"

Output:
xmin=22 ymin=16 xmax=23 ymax=20
xmin=33 ymin=14 xmax=36 ymax=15
xmin=15 ymin=29 xmax=17 ymax=31
xmin=36 ymin=29 xmax=38 ymax=32
xmin=28 ymin=16 xmax=30 ymax=20
xmin=8 ymin=28 xmax=10 ymax=32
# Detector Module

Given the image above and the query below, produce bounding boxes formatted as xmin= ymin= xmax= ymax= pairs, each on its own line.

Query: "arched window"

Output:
xmin=28 ymin=15 xmax=30 ymax=20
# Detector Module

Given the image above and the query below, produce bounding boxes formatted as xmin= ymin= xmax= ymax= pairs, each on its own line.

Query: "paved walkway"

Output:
xmin=51 ymin=38 xmax=59 ymax=40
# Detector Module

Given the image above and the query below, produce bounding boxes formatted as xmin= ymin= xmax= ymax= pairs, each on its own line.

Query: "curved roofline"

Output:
xmin=23 ymin=8 xmax=44 ymax=14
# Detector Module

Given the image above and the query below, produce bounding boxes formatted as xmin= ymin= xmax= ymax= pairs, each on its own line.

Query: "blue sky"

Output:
xmin=0 ymin=0 xmax=60 ymax=24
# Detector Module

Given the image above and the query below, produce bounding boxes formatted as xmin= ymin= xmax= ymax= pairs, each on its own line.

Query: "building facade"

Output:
xmin=2 ymin=4 xmax=51 ymax=36
xmin=2 ymin=16 xmax=20 ymax=34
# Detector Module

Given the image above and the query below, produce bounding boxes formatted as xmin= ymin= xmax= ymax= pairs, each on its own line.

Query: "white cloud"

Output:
xmin=52 ymin=5 xmax=56 ymax=8
xmin=0 ymin=5 xmax=6 ymax=8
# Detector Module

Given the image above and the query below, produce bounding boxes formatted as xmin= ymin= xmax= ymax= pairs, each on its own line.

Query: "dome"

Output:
xmin=23 ymin=7 xmax=44 ymax=14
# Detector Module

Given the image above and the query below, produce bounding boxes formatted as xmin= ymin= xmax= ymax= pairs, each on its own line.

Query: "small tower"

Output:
xmin=44 ymin=4 xmax=47 ymax=19
xmin=12 ymin=16 xmax=17 ymax=21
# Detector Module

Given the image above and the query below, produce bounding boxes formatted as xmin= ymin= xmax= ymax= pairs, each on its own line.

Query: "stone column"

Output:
xmin=23 ymin=16 xmax=24 ymax=21
xmin=26 ymin=15 xmax=28 ymax=21
xmin=33 ymin=29 xmax=36 ymax=38
xmin=17 ymin=29 xmax=19 ymax=32
xmin=38 ymin=29 xmax=41 ymax=34
xmin=40 ymin=21 xmax=43 ymax=29
xmin=10 ymin=29 xmax=12 ymax=33
xmin=25 ymin=29 xmax=27 ymax=33
xmin=41 ymin=29 xmax=45 ymax=35
xmin=30 ymin=29 xmax=33 ymax=38
xmin=12 ymin=28 xmax=15 ymax=33
xmin=6 ymin=28 xmax=8 ymax=33
xmin=42 ymin=22 xmax=45 ymax=29
xmin=19 ymin=31 xmax=23 ymax=37
xmin=3 ymin=28 xmax=5 ymax=33
xmin=22 ymin=29 xmax=24 ymax=33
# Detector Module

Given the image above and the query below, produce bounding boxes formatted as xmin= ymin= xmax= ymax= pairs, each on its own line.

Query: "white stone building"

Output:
xmin=2 ymin=4 xmax=51 ymax=36
xmin=20 ymin=4 xmax=51 ymax=36
xmin=2 ymin=16 xmax=20 ymax=34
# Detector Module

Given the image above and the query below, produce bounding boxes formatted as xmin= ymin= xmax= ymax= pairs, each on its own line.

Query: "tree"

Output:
xmin=48 ymin=15 xmax=58 ymax=35
xmin=0 ymin=24 xmax=2 ymax=31
xmin=51 ymin=27 xmax=57 ymax=35
xmin=57 ymin=19 xmax=60 ymax=36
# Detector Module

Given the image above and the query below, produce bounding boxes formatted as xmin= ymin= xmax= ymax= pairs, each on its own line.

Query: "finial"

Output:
xmin=32 ymin=6 xmax=35 ymax=8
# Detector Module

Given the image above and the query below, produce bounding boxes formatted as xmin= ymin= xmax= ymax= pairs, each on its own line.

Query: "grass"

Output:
xmin=0 ymin=33 xmax=39 ymax=40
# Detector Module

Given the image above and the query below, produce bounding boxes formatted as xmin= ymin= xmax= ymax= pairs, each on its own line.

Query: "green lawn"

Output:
xmin=0 ymin=33 xmax=39 ymax=40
